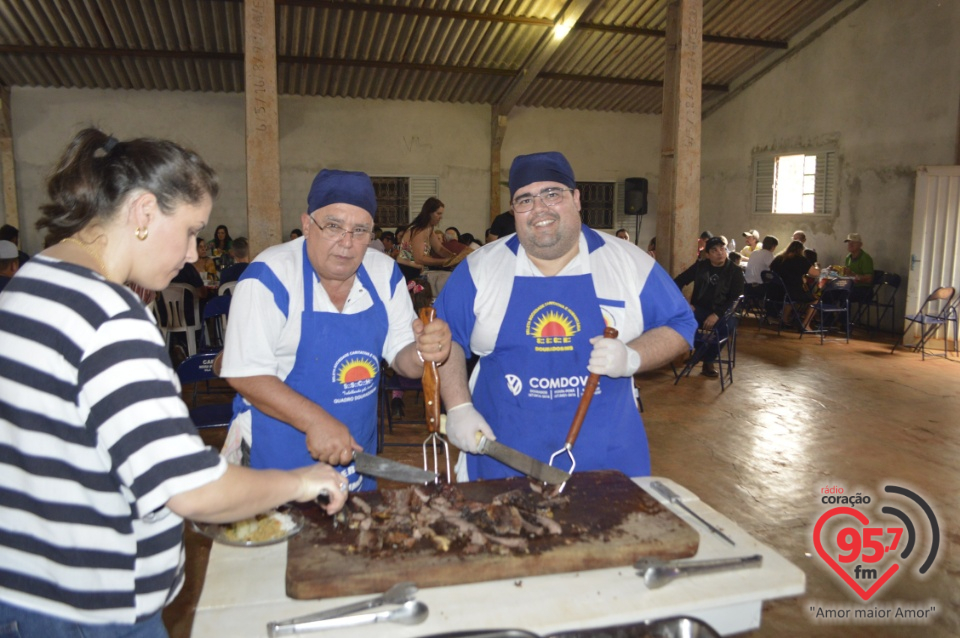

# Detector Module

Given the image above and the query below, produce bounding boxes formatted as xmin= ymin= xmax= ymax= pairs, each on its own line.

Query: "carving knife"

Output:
xmin=353 ymin=451 xmax=437 ymax=484
xmin=438 ymin=418 xmax=571 ymax=485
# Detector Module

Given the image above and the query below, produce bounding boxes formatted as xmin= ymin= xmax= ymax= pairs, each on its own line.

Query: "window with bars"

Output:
xmin=753 ymin=148 xmax=838 ymax=215
xmin=576 ymin=181 xmax=616 ymax=229
xmin=370 ymin=176 xmax=439 ymax=227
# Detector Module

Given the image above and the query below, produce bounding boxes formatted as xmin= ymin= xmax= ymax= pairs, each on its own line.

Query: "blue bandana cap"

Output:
xmin=307 ymin=169 xmax=377 ymax=219
xmin=508 ymin=151 xmax=576 ymax=199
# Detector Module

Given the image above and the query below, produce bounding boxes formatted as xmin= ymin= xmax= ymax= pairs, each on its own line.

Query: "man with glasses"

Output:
xmin=434 ymin=151 xmax=695 ymax=481
xmin=221 ymin=169 xmax=451 ymax=490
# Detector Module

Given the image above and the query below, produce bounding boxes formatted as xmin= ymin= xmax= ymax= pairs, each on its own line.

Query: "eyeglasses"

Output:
xmin=308 ymin=215 xmax=373 ymax=243
xmin=511 ymin=187 xmax=573 ymax=214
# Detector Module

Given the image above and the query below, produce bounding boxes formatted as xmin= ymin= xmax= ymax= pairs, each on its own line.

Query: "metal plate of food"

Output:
xmin=192 ymin=507 xmax=304 ymax=547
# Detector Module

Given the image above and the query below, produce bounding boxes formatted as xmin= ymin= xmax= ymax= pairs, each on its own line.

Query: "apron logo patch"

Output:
xmin=331 ymin=351 xmax=380 ymax=404
xmin=525 ymin=301 xmax=581 ymax=352
xmin=505 ymin=374 xmax=523 ymax=396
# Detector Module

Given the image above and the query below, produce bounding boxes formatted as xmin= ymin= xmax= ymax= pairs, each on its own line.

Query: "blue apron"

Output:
xmin=469 ymin=270 xmax=649 ymax=480
xmin=248 ymin=245 xmax=387 ymax=491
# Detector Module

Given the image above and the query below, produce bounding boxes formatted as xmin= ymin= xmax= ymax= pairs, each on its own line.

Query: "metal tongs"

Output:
xmin=634 ymin=555 xmax=763 ymax=589
xmin=267 ymin=582 xmax=424 ymax=636
xmin=547 ymin=326 xmax=617 ymax=493
xmin=420 ymin=307 xmax=451 ymax=483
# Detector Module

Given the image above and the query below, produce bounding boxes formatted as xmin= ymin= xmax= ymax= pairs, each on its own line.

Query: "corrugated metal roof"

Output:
xmin=0 ymin=0 xmax=855 ymax=114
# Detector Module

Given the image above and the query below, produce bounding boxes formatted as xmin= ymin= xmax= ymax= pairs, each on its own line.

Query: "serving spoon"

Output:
xmin=267 ymin=582 xmax=418 ymax=635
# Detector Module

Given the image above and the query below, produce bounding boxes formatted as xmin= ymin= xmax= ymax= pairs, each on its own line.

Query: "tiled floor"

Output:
xmin=165 ymin=322 xmax=960 ymax=637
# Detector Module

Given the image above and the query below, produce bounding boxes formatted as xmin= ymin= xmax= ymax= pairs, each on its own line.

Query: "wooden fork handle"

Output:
xmin=419 ymin=307 xmax=441 ymax=433
xmin=565 ymin=326 xmax=618 ymax=448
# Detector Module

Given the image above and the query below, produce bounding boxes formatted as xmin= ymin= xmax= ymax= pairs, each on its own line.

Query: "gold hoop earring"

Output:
xmin=135 ymin=227 xmax=148 ymax=241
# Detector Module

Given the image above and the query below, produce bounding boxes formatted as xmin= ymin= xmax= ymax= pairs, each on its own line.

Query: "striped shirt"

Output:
xmin=0 ymin=256 xmax=226 ymax=625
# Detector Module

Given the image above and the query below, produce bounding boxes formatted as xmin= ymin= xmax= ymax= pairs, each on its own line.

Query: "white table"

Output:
xmin=192 ymin=477 xmax=805 ymax=637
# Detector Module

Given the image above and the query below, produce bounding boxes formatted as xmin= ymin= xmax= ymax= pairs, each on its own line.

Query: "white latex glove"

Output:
xmin=588 ymin=335 xmax=641 ymax=377
xmin=443 ymin=403 xmax=496 ymax=454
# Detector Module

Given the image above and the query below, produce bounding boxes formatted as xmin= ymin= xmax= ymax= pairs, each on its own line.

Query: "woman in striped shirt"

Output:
xmin=0 ymin=129 xmax=348 ymax=637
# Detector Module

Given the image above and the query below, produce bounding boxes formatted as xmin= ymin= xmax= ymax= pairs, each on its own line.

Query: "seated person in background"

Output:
xmin=744 ymin=235 xmax=778 ymax=288
xmin=381 ymin=230 xmax=398 ymax=258
xmin=674 ymin=236 xmax=745 ymax=378
xmin=616 ymin=228 xmax=630 ymax=242
xmin=289 ymin=228 xmax=303 ymax=241
xmin=488 ymin=210 xmax=515 ymax=240
xmin=441 ymin=228 xmax=470 ymax=256
xmin=395 ymin=224 xmax=424 ymax=281
xmin=409 ymin=198 xmax=456 ymax=269
xmin=211 ymin=224 xmax=234 ymax=269
xmin=842 ymin=233 xmax=874 ymax=303
xmin=696 ymin=231 xmax=713 ymax=260
xmin=728 ymin=251 xmax=742 ymax=267
xmin=191 ymin=236 xmax=218 ymax=283
xmin=0 ymin=240 xmax=20 ymax=293
xmin=740 ymin=229 xmax=760 ymax=259
xmin=0 ymin=224 xmax=30 ymax=268
xmin=647 ymin=236 xmax=656 ymax=259
xmin=445 ymin=226 xmax=461 ymax=242
xmin=459 ymin=232 xmax=482 ymax=250
xmin=368 ymin=226 xmax=386 ymax=252
xmin=219 ymin=236 xmax=251 ymax=286
xmin=770 ymin=240 xmax=819 ymax=330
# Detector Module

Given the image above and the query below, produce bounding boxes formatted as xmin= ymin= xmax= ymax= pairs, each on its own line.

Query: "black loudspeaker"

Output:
xmin=624 ymin=177 xmax=648 ymax=215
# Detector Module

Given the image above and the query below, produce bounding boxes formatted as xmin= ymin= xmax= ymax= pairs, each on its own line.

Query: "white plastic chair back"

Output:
xmin=218 ymin=280 xmax=237 ymax=297
xmin=158 ymin=283 xmax=202 ymax=356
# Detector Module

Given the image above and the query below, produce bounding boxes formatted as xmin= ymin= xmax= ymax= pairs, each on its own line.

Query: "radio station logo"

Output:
xmin=525 ymin=301 xmax=581 ymax=352
xmin=812 ymin=484 xmax=940 ymax=602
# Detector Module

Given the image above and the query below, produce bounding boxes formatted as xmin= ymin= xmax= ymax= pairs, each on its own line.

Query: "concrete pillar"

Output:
xmin=244 ymin=0 xmax=281 ymax=256
xmin=656 ymin=0 xmax=702 ymax=277
xmin=490 ymin=109 xmax=507 ymax=223
xmin=0 ymin=86 xmax=18 ymax=227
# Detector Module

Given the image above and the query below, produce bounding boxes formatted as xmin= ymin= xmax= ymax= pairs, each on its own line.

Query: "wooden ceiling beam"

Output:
xmin=271 ymin=1 xmax=788 ymax=49
xmin=0 ymin=44 xmax=728 ymax=92
xmin=577 ymin=23 xmax=787 ymax=49
xmin=494 ymin=0 xmax=596 ymax=116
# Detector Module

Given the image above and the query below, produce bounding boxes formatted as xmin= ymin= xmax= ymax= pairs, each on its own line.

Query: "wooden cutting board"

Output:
xmin=286 ymin=470 xmax=698 ymax=599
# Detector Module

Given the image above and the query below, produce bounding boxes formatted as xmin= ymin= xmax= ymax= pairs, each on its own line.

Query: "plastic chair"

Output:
xmin=201 ymin=295 xmax=231 ymax=349
xmin=176 ymin=351 xmax=234 ymax=430
xmin=218 ymin=280 xmax=237 ymax=297
xmin=673 ymin=297 xmax=741 ymax=391
xmin=158 ymin=283 xmax=202 ymax=356
xmin=803 ymin=278 xmax=853 ymax=344
xmin=891 ymin=286 xmax=956 ymax=359
xmin=758 ymin=270 xmax=806 ymax=335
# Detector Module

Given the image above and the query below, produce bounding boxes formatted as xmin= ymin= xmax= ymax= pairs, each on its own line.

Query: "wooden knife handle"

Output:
xmin=419 ymin=307 xmax=441 ymax=433
xmin=565 ymin=326 xmax=618 ymax=448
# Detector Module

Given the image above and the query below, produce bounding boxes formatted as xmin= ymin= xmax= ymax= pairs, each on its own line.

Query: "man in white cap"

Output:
xmin=434 ymin=151 xmax=695 ymax=481
xmin=221 ymin=169 xmax=451 ymax=491
xmin=0 ymin=240 xmax=19 ymax=293
xmin=842 ymin=232 xmax=874 ymax=303
xmin=740 ymin=229 xmax=760 ymax=260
